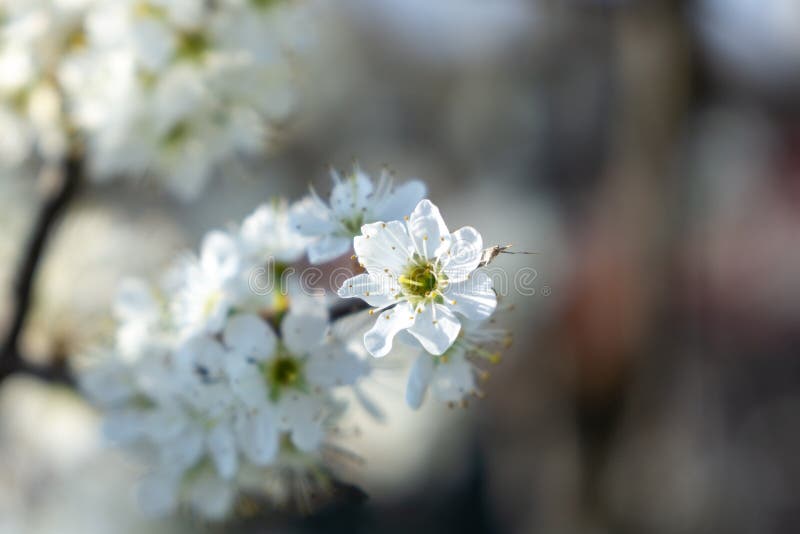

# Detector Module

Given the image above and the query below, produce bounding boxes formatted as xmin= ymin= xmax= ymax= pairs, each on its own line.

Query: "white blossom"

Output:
xmin=170 ymin=230 xmax=241 ymax=338
xmin=0 ymin=0 xmax=95 ymax=165
xmin=338 ymin=199 xmax=497 ymax=357
xmin=82 ymin=197 xmax=377 ymax=520
xmin=291 ymin=166 xmax=426 ymax=264
xmin=238 ymin=199 xmax=309 ymax=266
xmin=59 ymin=0 xmax=304 ymax=199
xmin=404 ymin=319 xmax=511 ymax=409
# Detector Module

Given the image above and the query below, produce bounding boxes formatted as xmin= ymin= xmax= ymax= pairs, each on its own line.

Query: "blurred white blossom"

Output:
xmin=291 ymin=165 xmax=426 ymax=264
xmin=81 ymin=199 xmax=374 ymax=519
xmin=0 ymin=0 xmax=95 ymax=165
xmin=1 ymin=0 xmax=308 ymax=199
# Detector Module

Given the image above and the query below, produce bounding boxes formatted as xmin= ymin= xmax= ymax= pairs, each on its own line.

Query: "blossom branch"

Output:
xmin=0 ymin=155 xmax=83 ymax=386
xmin=328 ymin=299 xmax=370 ymax=322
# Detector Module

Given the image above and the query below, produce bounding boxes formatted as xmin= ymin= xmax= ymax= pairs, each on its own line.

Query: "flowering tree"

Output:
xmin=0 ymin=0 xmax=515 ymax=522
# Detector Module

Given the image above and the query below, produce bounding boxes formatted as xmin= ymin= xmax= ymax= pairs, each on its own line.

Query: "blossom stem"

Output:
xmin=328 ymin=299 xmax=370 ymax=322
xmin=0 ymin=154 xmax=83 ymax=386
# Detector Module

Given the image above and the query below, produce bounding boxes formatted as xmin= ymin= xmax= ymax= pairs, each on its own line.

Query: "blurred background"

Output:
xmin=3 ymin=0 xmax=800 ymax=532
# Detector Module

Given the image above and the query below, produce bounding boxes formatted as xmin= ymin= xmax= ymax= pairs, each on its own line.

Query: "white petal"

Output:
xmin=354 ymin=384 xmax=386 ymax=422
xmin=305 ymin=344 xmax=367 ymax=387
xmin=281 ymin=304 xmax=329 ymax=355
xmin=113 ymin=277 xmax=158 ymax=322
xmin=160 ymin=428 xmax=204 ymax=471
xmin=442 ymin=226 xmax=483 ymax=282
xmin=431 ymin=354 xmax=475 ymax=403
xmin=364 ymin=302 xmax=415 ymax=358
xmin=235 ymin=409 xmax=279 ymax=465
xmin=444 ymin=269 xmax=497 ymax=321
xmin=200 ymin=230 xmax=240 ymax=281
xmin=175 ymin=336 xmax=227 ymax=379
xmin=363 ymin=302 xmax=416 ymax=357
xmin=280 ymin=395 xmax=324 ymax=452
xmin=102 ymin=409 xmax=147 ymax=444
xmin=185 ymin=469 xmax=235 ymax=520
xmin=337 ymin=273 xmax=395 ymax=308
xmin=207 ymin=424 xmax=238 ymax=480
xmin=373 ymin=179 xmax=427 ymax=221
xmin=225 ymin=354 xmax=269 ymax=408
xmin=80 ymin=362 xmax=135 ymax=406
xmin=407 ymin=199 xmax=451 ymax=259
xmin=223 ymin=313 xmax=276 ymax=361
xmin=354 ymin=220 xmax=414 ymax=275
xmin=329 ymin=169 xmax=373 ymax=219
xmin=291 ymin=421 xmax=325 ymax=452
xmin=241 ymin=202 xmax=307 ymax=263
xmin=406 ymin=353 xmax=434 ymax=409
xmin=138 ymin=471 xmax=180 ymax=517
xmin=290 ymin=195 xmax=336 ymax=236
xmin=307 ymin=235 xmax=352 ymax=264
xmin=407 ymin=303 xmax=461 ymax=355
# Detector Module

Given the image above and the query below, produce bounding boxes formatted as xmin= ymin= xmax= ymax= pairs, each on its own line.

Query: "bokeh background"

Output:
xmin=3 ymin=0 xmax=800 ymax=533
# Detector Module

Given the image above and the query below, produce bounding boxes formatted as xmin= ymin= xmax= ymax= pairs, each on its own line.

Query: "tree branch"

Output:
xmin=329 ymin=299 xmax=369 ymax=322
xmin=0 ymin=155 xmax=82 ymax=386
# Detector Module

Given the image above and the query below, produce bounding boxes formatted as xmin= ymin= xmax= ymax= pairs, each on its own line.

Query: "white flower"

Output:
xmin=64 ymin=0 xmax=304 ymax=199
xmin=403 ymin=319 xmax=510 ymax=409
xmin=291 ymin=166 xmax=426 ymax=264
xmin=138 ymin=463 xmax=236 ymax=520
xmin=113 ymin=277 xmax=166 ymax=361
xmin=171 ymin=230 xmax=241 ymax=338
xmin=222 ymin=296 xmax=366 ymax=455
xmin=0 ymin=0 xmax=93 ymax=165
xmin=338 ymin=199 xmax=497 ymax=357
xmin=238 ymin=200 xmax=308 ymax=265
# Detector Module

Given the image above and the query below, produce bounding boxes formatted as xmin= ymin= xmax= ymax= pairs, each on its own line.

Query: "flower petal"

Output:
xmin=207 ymin=423 xmax=238 ymax=479
xmin=305 ymin=343 xmax=367 ymax=387
xmin=363 ymin=302 xmax=416 ymax=357
xmin=431 ymin=353 xmax=475 ymax=403
xmin=407 ymin=303 xmax=461 ymax=355
xmin=442 ymin=226 xmax=483 ymax=282
xmin=223 ymin=313 xmax=276 ymax=361
xmin=354 ymin=220 xmax=414 ymax=275
xmin=329 ymin=168 xmax=373 ymax=218
xmin=200 ymin=230 xmax=240 ymax=281
xmin=289 ymin=195 xmax=336 ymax=236
xmin=280 ymin=395 xmax=325 ymax=452
xmin=354 ymin=384 xmax=386 ymax=422
xmin=113 ymin=277 xmax=158 ymax=322
xmin=185 ymin=469 xmax=235 ymax=520
xmin=281 ymin=306 xmax=328 ymax=355
xmin=225 ymin=354 xmax=268 ymax=408
xmin=307 ymin=235 xmax=352 ymax=264
xmin=444 ymin=269 xmax=497 ymax=321
xmin=138 ymin=471 xmax=180 ymax=517
xmin=160 ymin=428 xmax=204 ymax=471
xmin=407 ymin=199 xmax=451 ymax=259
xmin=406 ymin=353 xmax=434 ymax=409
xmin=337 ymin=273 xmax=395 ymax=308
xmin=235 ymin=409 xmax=279 ymax=465
xmin=175 ymin=336 xmax=227 ymax=381
xmin=373 ymin=179 xmax=427 ymax=221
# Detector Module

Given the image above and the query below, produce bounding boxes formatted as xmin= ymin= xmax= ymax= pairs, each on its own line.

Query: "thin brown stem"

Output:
xmin=0 ymin=155 xmax=82 ymax=386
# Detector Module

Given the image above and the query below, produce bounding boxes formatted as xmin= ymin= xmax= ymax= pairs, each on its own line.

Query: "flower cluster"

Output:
xmin=1 ymin=0 xmax=305 ymax=199
xmin=82 ymin=166 xmax=511 ymax=519
xmin=334 ymin=192 xmax=507 ymax=409
xmin=0 ymin=0 xmax=95 ymax=165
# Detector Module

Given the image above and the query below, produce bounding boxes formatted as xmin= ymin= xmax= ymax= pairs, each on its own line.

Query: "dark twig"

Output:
xmin=329 ymin=299 xmax=369 ymax=322
xmin=0 ymin=155 xmax=82 ymax=386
